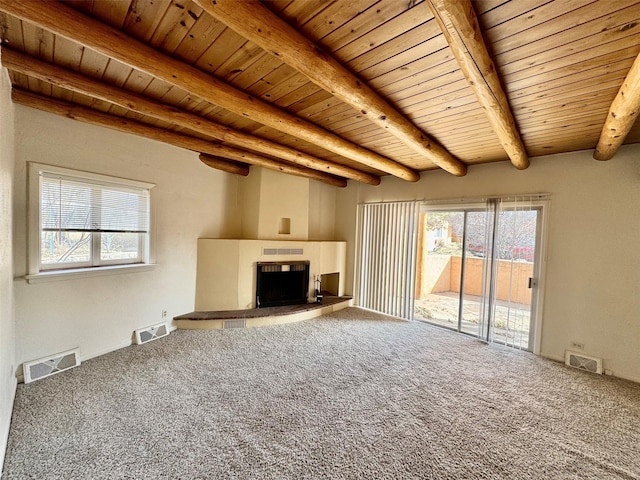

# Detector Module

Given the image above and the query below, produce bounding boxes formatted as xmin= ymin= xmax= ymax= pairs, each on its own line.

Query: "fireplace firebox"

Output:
xmin=256 ymin=261 xmax=310 ymax=308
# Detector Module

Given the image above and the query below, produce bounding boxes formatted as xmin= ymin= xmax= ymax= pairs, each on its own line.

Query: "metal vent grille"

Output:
xmin=135 ymin=323 xmax=169 ymax=345
xmin=262 ymin=248 xmax=304 ymax=256
xmin=224 ymin=319 xmax=246 ymax=329
xmin=565 ymin=350 xmax=603 ymax=374
xmin=23 ymin=349 xmax=81 ymax=383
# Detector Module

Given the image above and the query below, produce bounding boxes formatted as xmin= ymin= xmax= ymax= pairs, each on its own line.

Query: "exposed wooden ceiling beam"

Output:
xmin=12 ymin=89 xmax=348 ymax=188
xmin=199 ymin=155 xmax=250 ymax=177
xmin=426 ymin=0 xmax=529 ymax=170
xmin=0 ymin=47 xmax=379 ymax=186
xmin=0 ymin=0 xmax=419 ymax=182
xmin=193 ymin=0 xmax=468 ymax=178
xmin=593 ymin=52 xmax=640 ymax=160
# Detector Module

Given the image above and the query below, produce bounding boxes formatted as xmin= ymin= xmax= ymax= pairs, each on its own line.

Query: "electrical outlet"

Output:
xmin=161 ymin=310 xmax=167 ymax=318
xmin=570 ymin=341 xmax=584 ymax=350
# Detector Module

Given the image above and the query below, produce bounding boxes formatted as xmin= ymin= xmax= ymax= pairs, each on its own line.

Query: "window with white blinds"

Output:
xmin=32 ymin=164 xmax=153 ymax=272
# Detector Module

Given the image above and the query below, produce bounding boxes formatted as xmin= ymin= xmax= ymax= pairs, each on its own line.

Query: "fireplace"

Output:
xmin=256 ymin=261 xmax=310 ymax=308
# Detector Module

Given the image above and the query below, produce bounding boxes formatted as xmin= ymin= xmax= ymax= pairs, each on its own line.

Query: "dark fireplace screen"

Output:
xmin=256 ymin=261 xmax=310 ymax=308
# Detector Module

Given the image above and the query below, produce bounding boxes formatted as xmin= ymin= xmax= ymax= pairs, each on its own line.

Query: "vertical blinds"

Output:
xmin=478 ymin=198 xmax=501 ymax=343
xmin=493 ymin=196 xmax=538 ymax=349
xmin=356 ymin=202 xmax=419 ymax=320
xmin=40 ymin=172 xmax=150 ymax=233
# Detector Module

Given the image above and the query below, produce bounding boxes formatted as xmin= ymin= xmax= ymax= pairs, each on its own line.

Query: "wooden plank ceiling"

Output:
xmin=1 ymin=0 xmax=640 ymax=186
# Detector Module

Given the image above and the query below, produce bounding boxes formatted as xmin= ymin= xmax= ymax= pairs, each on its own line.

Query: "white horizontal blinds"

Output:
xmin=41 ymin=173 xmax=150 ymax=234
xmin=357 ymin=202 xmax=418 ymax=319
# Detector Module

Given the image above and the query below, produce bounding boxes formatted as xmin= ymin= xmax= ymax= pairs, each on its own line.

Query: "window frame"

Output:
xmin=27 ymin=163 xmax=155 ymax=282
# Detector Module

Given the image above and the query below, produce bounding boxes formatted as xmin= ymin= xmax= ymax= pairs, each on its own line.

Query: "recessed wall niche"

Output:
xmin=279 ymin=217 xmax=291 ymax=235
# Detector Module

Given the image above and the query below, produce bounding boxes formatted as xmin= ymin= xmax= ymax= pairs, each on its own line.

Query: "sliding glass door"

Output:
xmin=413 ymin=200 xmax=544 ymax=351
xmin=492 ymin=206 xmax=540 ymax=349
xmin=461 ymin=210 xmax=492 ymax=338
xmin=413 ymin=210 xmax=465 ymax=329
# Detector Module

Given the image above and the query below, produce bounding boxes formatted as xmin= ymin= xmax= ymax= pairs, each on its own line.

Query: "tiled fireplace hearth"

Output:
xmin=174 ymin=295 xmax=352 ymax=330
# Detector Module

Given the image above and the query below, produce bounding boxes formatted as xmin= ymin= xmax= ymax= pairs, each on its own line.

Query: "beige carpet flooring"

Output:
xmin=3 ymin=307 xmax=639 ymax=479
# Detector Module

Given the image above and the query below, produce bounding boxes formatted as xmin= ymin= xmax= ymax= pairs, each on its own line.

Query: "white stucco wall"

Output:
xmin=12 ymin=105 xmax=242 ymax=369
xmin=308 ymin=179 xmax=337 ymax=241
xmin=238 ymin=167 xmax=311 ymax=240
xmin=238 ymin=166 xmax=262 ymax=240
xmin=256 ymin=168 xmax=310 ymax=240
xmin=336 ymin=148 xmax=640 ymax=382
xmin=0 ymin=65 xmax=16 ymax=474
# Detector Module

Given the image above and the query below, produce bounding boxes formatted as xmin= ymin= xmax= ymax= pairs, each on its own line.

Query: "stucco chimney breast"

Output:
xmin=194 ymin=167 xmax=344 ymax=311
xmin=239 ymin=167 xmax=310 ymax=241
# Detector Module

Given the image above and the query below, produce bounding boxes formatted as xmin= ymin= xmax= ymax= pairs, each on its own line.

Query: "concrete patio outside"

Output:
xmin=414 ymin=291 xmax=531 ymax=349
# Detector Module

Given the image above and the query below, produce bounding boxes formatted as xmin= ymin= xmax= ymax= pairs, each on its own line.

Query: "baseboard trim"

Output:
xmin=16 ymin=326 xmax=179 ymax=384
xmin=541 ymin=352 xmax=640 ymax=384
xmin=0 ymin=376 xmax=18 ymax=477
xmin=540 ymin=352 xmax=564 ymax=363
xmin=81 ymin=340 xmax=132 ymax=364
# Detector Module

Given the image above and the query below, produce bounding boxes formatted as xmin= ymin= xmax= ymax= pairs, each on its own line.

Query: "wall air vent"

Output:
xmin=135 ymin=322 xmax=169 ymax=345
xmin=262 ymin=248 xmax=304 ymax=256
xmin=224 ymin=319 xmax=246 ymax=329
xmin=565 ymin=350 xmax=603 ymax=374
xmin=23 ymin=348 xmax=81 ymax=383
